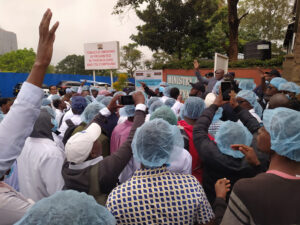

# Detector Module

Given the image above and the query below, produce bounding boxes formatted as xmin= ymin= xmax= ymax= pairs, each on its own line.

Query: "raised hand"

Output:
xmin=231 ymin=144 xmax=261 ymax=166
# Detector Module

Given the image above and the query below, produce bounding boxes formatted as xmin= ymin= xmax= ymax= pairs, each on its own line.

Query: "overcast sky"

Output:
xmin=0 ymin=0 xmax=152 ymax=65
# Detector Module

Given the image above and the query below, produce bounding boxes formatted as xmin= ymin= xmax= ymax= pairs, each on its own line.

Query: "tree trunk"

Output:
xmin=227 ymin=0 xmax=239 ymax=61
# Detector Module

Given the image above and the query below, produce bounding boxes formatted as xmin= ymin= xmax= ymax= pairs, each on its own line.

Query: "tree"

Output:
xmin=55 ymin=54 xmax=90 ymax=75
xmin=113 ymin=73 xmax=128 ymax=91
xmin=120 ymin=43 xmax=142 ymax=77
xmin=114 ymin=0 xmax=219 ymax=60
xmin=0 ymin=48 xmax=36 ymax=73
xmin=239 ymin=0 xmax=293 ymax=54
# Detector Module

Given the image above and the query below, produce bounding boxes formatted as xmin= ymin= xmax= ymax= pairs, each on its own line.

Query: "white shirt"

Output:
xmin=171 ymin=101 xmax=183 ymax=116
xmin=55 ymin=109 xmax=64 ymax=124
xmin=119 ymin=147 xmax=192 ymax=183
xmin=17 ymin=137 xmax=65 ymax=201
xmin=161 ymin=96 xmax=170 ymax=103
xmin=58 ymin=114 xmax=82 ymax=138
xmin=0 ymin=82 xmax=43 ymax=178
xmin=238 ymin=109 xmax=262 ymax=124
xmin=0 ymin=182 xmax=34 ymax=225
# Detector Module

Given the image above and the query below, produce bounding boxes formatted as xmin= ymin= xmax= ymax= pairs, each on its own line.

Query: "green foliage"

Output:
xmin=150 ymin=56 xmax=284 ymax=70
xmin=113 ymin=73 xmax=128 ymax=91
xmin=238 ymin=0 xmax=293 ymax=54
xmin=0 ymin=48 xmax=36 ymax=73
xmin=55 ymin=55 xmax=91 ymax=75
xmin=120 ymin=43 xmax=142 ymax=77
xmin=46 ymin=65 xmax=55 ymax=74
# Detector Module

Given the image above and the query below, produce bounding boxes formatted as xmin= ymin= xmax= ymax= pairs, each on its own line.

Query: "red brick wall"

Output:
xmin=163 ymin=68 xmax=283 ymax=86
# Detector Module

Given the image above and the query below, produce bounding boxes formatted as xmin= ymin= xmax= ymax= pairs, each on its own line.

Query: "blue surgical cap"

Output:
xmin=149 ymin=100 xmax=164 ymax=114
xmin=41 ymin=106 xmax=56 ymax=119
xmin=150 ymin=105 xmax=178 ymax=125
xmin=85 ymin=95 xmax=94 ymax=104
xmin=113 ymin=91 xmax=126 ymax=97
xmin=90 ymin=86 xmax=99 ymax=92
xmin=215 ymin=121 xmax=253 ymax=158
xmin=164 ymin=98 xmax=176 ymax=108
xmin=15 ymin=190 xmax=116 ymax=225
xmin=42 ymin=98 xmax=51 ymax=106
xmin=71 ymin=96 xmax=87 ymax=115
xmin=213 ymin=107 xmax=223 ymax=123
xmin=81 ymin=102 xmax=105 ymax=124
xmin=147 ymin=97 xmax=160 ymax=108
xmin=82 ymin=85 xmax=89 ymax=91
xmin=213 ymin=81 xmax=222 ymax=95
xmin=163 ymin=86 xmax=172 ymax=97
xmin=270 ymin=78 xmax=287 ymax=90
xmin=96 ymin=95 xmax=106 ymax=103
xmin=119 ymin=105 xmax=135 ymax=118
xmin=132 ymin=119 xmax=183 ymax=168
xmin=180 ymin=97 xmax=206 ymax=120
xmin=263 ymin=107 xmax=300 ymax=162
xmin=279 ymin=82 xmax=300 ymax=94
xmin=100 ymin=96 xmax=113 ymax=107
xmin=51 ymin=94 xmax=61 ymax=101
xmin=71 ymin=86 xmax=79 ymax=93
xmin=65 ymin=88 xmax=72 ymax=94
xmin=237 ymin=90 xmax=263 ymax=117
xmin=238 ymin=80 xmax=256 ymax=91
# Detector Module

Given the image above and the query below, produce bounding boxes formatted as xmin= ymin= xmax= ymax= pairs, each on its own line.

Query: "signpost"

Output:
xmin=134 ymin=70 xmax=163 ymax=92
xmin=84 ymin=41 xmax=120 ymax=88
xmin=214 ymin=53 xmax=229 ymax=74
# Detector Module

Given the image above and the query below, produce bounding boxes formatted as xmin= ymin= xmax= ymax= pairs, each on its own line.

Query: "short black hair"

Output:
xmin=0 ymin=98 xmax=11 ymax=107
xmin=52 ymin=99 xmax=61 ymax=109
xmin=170 ymin=87 xmax=180 ymax=99
xmin=49 ymin=85 xmax=57 ymax=90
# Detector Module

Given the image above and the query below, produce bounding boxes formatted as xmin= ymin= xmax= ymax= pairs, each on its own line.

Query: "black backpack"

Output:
xmin=62 ymin=119 xmax=79 ymax=146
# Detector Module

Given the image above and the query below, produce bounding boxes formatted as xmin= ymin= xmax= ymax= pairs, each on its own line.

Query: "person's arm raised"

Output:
xmin=26 ymin=9 xmax=59 ymax=88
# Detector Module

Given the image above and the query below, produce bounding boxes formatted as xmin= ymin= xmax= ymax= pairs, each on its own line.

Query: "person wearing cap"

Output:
xmin=264 ymin=77 xmax=287 ymax=106
xmin=90 ymin=86 xmax=99 ymax=99
xmin=47 ymin=85 xmax=58 ymax=100
xmin=194 ymin=60 xmax=224 ymax=96
xmin=139 ymin=81 xmax=166 ymax=97
xmin=193 ymin=91 xmax=269 ymax=205
xmin=58 ymin=96 xmax=87 ymax=139
xmin=62 ymin=92 xmax=147 ymax=205
xmin=221 ymin=107 xmax=300 ymax=225
xmin=189 ymin=81 xmax=206 ymax=98
xmin=106 ymin=117 xmax=214 ymax=225
xmin=17 ymin=109 xmax=65 ymax=201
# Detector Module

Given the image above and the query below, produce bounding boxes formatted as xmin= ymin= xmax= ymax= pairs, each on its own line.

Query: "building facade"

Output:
xmin=0 ymin=28 xmax=18 ymax=55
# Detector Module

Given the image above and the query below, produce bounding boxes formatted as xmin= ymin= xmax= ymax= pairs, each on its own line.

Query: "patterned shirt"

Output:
xmin=106 ymin=167 xmax=214 ymax=225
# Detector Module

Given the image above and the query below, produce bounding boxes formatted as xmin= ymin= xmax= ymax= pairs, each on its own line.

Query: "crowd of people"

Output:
xmin=0 ymin=9 xmax=300 ymax=225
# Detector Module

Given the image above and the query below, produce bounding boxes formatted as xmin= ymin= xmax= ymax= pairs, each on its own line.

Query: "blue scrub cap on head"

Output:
xmin=66 ymin=88 xmax=72 ymax=94
xmin=238 ymin=80 xmax=256 ymax=91
xmin=150 ymin=105 xmax=178 ymax=125
xmin=237 ymin=90 xmax=263 ymax=117
xmin=270 ymin=78 xmax=287 ymax=90
xmin=14 ymin=190 xmax=116 ymax=225
xmin=96 ymin=95 xmax=105 ymax=103
xmin=113 ymin=91 xmax=126 ymax=97
xmin=85 ymin=95 xmax=93 ymax=104
xmin=82 ymin=85 xmax=89 ymax=91
xmin=81 ymin=102 xmax=105 ymax=124
xmin=71 ymin=86 xmax=79 ymax=93
xmin=41 ymin=106 xmax=56 ymax=119
xmin=119 ymin=105 xmax=135 ymax=118
xmin=163 ymin=86 xmax=172 ymax=97
xmin=164 ymin=98 xmax=176 ymax=108
xmin=51 ymin=94 xmax=61 ymax=101
xmin=100 ymin=96 xmax=113 ymax=106
xmin=180 ymin=97 xmax=206 ymax=120
xmin=278 ymin=82 xmax=300 ymax=94
xmin=149 ymin=100 xmax=164 ymax=114
xmin=213 ymin=81 xmax=222 ymax=95
xmin=132 ymin=118 xmax=183 ymax=168
xmin=263 ymin=107 xmax=300 ymax=162
xmin=215 ymin=121 xmax=253 ymax=158
xmin=147 ymin=97 xmax=160 ymax=108
xmin=213 ymin=107 xmax=223 ymax=123
xmin=90 ymin=86 xmax=99 ymax=92
xmin=42 ymin=98 xmax=51 ymax=106
xmin=71 ymin=96 xmax=87 ymax=115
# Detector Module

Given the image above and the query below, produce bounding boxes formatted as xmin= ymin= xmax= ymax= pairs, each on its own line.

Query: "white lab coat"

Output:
xmin=58 ymin=114 xmax=82 ymax=139
xmin=17 ymin=137 xmax=65 ymax=201
xmin=0 ymin=82 xmax=43 ymax=178
xmin=119 ymin=146 xmax=192 ymax=183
